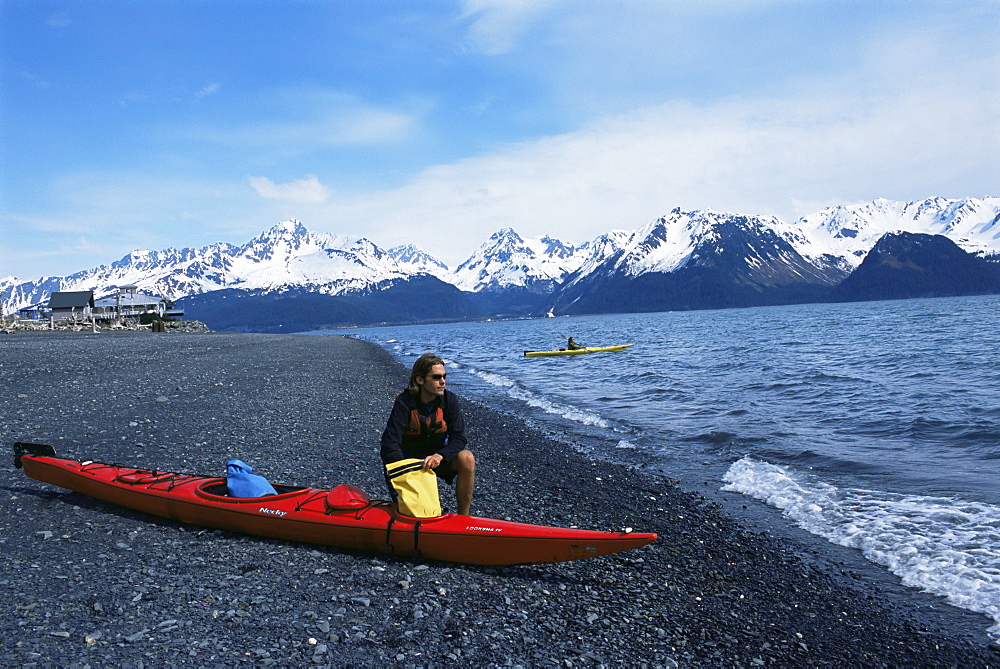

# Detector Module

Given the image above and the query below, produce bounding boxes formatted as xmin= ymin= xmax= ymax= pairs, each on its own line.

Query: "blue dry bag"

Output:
xmin=225 ymin=459 xmax=278 ymax=498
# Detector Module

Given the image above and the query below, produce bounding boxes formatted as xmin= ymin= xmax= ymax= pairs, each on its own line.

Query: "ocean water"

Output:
xmin=318 ymin=294 xmax=1000 ymax=640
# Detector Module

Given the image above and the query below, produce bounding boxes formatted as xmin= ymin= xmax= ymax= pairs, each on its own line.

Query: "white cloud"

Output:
xmin=0 ymin=170 xmax=285 ymax=278
xmin=294 ymin=11 xmax=997 ymax=267
xmin=19 ymin=71 xmax=51 ymax=90
xmin=7 ymin=2 xmax=997 ymax=281
xmin=195 ymin=83 xmax=220 ymax=99
xmin=315 ymin=54 xmax=999 ymax=268
xmin=459 ymin=0 xmax=552 ymax=55
xmin=248 ymin=175 xmax=332 ymax=204
xmin=189 ymin=93 xmax=420 ymax=152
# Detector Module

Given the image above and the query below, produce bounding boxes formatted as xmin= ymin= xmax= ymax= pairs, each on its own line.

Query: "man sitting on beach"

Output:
xmin=380 ymin=353 xmax=476 ymax=515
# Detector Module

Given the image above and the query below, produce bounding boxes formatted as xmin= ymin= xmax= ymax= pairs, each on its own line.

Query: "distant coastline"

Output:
xmin=0 ymin=318 xmax=212 ymax=334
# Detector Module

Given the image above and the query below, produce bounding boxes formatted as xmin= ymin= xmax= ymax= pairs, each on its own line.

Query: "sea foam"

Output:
xmin=722 ymin=456 xmax=1000 ymax=641
xmin=470 ymin=368 xmax=619 ymax=430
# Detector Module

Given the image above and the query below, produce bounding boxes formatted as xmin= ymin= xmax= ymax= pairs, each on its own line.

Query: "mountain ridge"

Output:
xmin=4 ymin=196 xmax=999 ymax=330
xmin=828 ymin=231 xmax=1000 ymax=302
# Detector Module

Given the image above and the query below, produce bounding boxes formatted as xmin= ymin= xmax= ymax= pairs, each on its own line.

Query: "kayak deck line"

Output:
xmin=12 ymin=442 xmax=656 ymax=566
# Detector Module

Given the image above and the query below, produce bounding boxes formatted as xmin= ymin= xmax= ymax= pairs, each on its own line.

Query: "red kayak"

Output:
xmin=13 ymin=443 xmax=656 ymax=566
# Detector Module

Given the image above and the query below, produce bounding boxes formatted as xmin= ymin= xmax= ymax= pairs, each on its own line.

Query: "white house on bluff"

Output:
xmin=92 ymin=285 xmax=184 ymax=321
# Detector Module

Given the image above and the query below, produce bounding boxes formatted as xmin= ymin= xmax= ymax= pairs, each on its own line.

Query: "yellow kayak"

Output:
xmin=523 ymin=344 xmax=633 ymax=358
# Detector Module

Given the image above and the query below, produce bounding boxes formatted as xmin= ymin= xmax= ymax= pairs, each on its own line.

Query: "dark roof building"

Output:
xmin=48 ymin=291 xmax=95 ymax=320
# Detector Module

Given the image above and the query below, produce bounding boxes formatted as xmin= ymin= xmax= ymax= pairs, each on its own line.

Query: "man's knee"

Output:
xmin=455 ymin=449 xmax=475 ymax=472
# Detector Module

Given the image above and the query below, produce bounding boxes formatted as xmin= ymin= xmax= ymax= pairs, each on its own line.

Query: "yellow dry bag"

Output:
xmin=385 ymin=458 xmax=442 ymax=518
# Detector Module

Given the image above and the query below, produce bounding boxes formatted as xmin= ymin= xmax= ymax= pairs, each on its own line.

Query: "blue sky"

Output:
xmin=2 ymin=0 xmax=998 ymax=280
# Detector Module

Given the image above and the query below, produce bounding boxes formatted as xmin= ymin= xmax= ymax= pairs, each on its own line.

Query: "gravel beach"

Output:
xmin=1 ymin=331 xmax=996 ymax=667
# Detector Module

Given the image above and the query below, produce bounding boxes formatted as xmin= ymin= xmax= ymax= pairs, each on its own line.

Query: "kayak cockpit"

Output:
xmin=193 ymin=480 xmax=392 ymax=517
xmin=195 ymin=480 xmax=311 ymax=501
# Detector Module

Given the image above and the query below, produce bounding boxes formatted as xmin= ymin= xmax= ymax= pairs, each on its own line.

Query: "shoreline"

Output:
xmin=1 ymin=331 xmax=996 ymax=666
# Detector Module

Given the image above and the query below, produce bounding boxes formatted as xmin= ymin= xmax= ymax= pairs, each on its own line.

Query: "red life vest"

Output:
xmin=400 ymin=397 xmax=449 ymax=458
xmin=404 ymin=406 xmax=447 ymax=437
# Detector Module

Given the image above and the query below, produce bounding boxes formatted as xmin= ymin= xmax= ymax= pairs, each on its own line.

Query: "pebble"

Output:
xmin=0 ymin=331 xmax=995 ymax=667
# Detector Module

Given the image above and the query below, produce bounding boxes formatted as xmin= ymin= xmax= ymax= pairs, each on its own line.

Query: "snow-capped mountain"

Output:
xmin=387 ymin=244 xmax=451 ymax=281
xmin=451 ymin=228 xmax=586 ymax=293
xmin=2 ymin=220 xmax=415 ymax=312
xmin=794 ymin=196 xmax=1000 ymax=269
xmin=230 ymin=221 xmax=405 ymax=293
xmin=3 ymin=197 xmax=999 ymax=327
xmin=561 ymin=230 xmax=633 ymax=282
xmin=552 ymin=208 xmax=849 ymax=315
xmin=561 ymin=209 xmax=839 ymax=288
xmin=2 ymin=275 xmax=64 ymax=317
xmin=829 ymin=231 xmax=1000 ymax=302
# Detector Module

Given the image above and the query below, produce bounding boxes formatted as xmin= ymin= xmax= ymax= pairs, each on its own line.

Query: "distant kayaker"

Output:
xmin=567 ymin=337 xmax=583 ymax=350
xmin=380 ymin=353 xmax=476 ymax=515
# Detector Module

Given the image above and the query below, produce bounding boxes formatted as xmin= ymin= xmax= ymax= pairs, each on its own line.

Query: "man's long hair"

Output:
xmin=407 ymin=353 xmax=445 ymax=397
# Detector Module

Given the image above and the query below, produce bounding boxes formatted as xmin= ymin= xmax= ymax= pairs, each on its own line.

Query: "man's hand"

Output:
xmin=422 ymin=454 xmax=443 ymax=471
